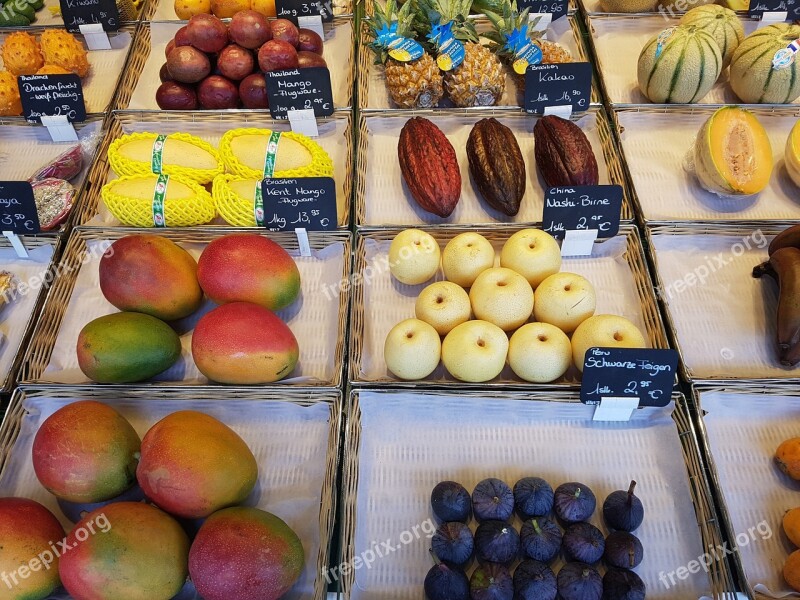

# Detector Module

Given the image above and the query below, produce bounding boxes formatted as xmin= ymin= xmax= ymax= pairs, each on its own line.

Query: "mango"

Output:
xmin=58 ymin=502 xmax=189 ymax=600
xmin=0 ymin=498 xmax=65 ymax=600
xmin=99 ymin=235 xmax=203 ymax=321
xmin=136 ymin=411 xmax=257 ymax=519
xmin=188 ymin=507 xmax=304 ymax=600
xmin=32 ymin=401 xmax=140 ymax=503
xmin=77 ymin=312 xmax=182 ymax=383
xmin=197 ymin=233 xmax=300 ymax=311
xmin=192 ymin=301 xmax=299 ymax=384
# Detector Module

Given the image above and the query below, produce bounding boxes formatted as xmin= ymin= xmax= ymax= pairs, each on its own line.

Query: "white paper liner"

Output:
xmin=588 ymin=16 xmax=780 ymax=105
xmin=699 ymin=391 xmax=800 ymax=598
xmin=126 ymin=22 xmax=352 ymax=111
xmin=351 ymin=392 xmax=711 ymax=600
xmin=649 ymin=232 xmax=794 ymax=380
xmin=0 ymin=243 xmax=55 ymax=385
xmin=364 ymin=17 xmax=582 ymax=109
xmin=0 ymin=31 xmax=132 ymax=114
xmin=38 ymin=238 xmax=345 ymax=385
xmin=357 ymin=234 xmax=651 ymax=383
xmin=617 ymin=110 xmax=800 ymax=221
xmin=0 ymin=394 xmax=334 ymax=600
xmin=86 ymin=117 xmax=350 ymax=227
xmin=361 ymin=111 xmax=613 ymax=226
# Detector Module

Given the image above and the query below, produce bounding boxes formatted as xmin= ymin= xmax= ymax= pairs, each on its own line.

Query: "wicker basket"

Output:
xmin=349 ymin=223 xmax=670 ymax=388
xmin=0 ymin=386 xmax=342 ymax=600
xmin=340 ymin=388 xmax=737 ymax=599
xmin=645 ymin=222 xmax=800 ymax=385
xmin=113 ymin=19 xmax=355 ymax=112
xmin=20 ymin=226 xmax=352 ymax=389
xmin=358 ymin=14 xmax=601 ymax=111
xmin=77 ymin=111 xmax=353 ymax=228
xmin=353 ymin=106 xmax=633 ymax=227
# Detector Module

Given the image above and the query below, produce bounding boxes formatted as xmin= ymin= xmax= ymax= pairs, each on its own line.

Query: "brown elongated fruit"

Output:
xmin=466 ymin=118 xmax=526 ymax=216
xmin=398 ymin=117 xmax=461 ymax=218
xmin=753 ymin=246 xmax=800 ymax=365
xmin=533 ymin=115 xmax=599 ymax=187
xmin=769 ymin=224 xmax=800 ymax=256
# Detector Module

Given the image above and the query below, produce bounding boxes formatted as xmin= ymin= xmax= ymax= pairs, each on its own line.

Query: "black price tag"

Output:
xmin=749 ymin=0 xmax=800 ymax=19
xmin=265 ymin=67 xmax=334 ymax=120
xmin=261 ymin=177 xmax=337 ymax=231
xmin=0 ymin=182 xmax=40 ymax=235
xmin=59 ymin=0 xmax=119 ymax=32
xmin=542 ymin=185 xmax=622 ymax=240
xmin=524 ymin=62 xmax=592 ymax=114
xmin=275 ymin=0 xmax=334 ymax=21
xmin=580 ymin=348 xmax=679 ymax=408
xmin=18 ymin=75 xmax=87 ymax=124
xmin=518 ymin=0 xmax=568 ymax=19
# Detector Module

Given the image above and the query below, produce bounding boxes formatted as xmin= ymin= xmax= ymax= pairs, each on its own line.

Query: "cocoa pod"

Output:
xmin=466 ymin=118 xmax=526 ymax=216
xmin=533 ymin=115 xmax=599 ymax=187
xmin=398 ymin=117 xmax=461 ymax=218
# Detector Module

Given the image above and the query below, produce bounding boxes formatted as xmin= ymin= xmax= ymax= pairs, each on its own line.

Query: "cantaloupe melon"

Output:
xmin=600 ymin=0 xmax=657 ymax=12
xmin=638 ymin=25 xmax=722 ymax=103
xmin=680 ymin=5 xmax=744 ymax=67
xmin=787 ymin=121 xmax=800 ymax=188
xmin=694 ymin=106 xmax=773 ymax=196
xmin=730 ymin=24 xmax=800 ymax=104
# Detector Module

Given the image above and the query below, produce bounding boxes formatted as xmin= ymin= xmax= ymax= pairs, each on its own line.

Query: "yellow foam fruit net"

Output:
xmin=108 ymin=132 xmax=224 ymax=185
xmin=212 ymin=174 xmax=262 ymax=227
xmin=219 ymin=128 xmax=334 ymax=179
xmin=101 ymin=174 xmax=216 ymax=227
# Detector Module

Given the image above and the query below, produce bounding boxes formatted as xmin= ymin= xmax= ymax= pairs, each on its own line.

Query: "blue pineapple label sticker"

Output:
xmin=254 ymin=181 xmax=265 ymax=226
xmin=151 ymin=134 xmax=166 ymax=174
xmin=377 ymin=21 xmax=424 ymax=62
xmin=655 ymin=27 xmax=677 ymax=60
xmin=263 ymin=131 xmax=282 ymax=178
xmin=151 ymin=174 xmax=169 ymax=227
xmin=504 ymin=24 xmax=543 ymax=75
xmin=428 ymin=20 xmax=465 ymax=71
xmin=773 ymin=37 xmax=800 ymax=70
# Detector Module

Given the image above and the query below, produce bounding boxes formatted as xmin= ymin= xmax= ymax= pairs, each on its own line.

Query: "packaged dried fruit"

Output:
xmin=31 ymin=178 xmax=75 ymax=231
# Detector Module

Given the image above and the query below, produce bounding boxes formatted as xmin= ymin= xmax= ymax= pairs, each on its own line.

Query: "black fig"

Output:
xmin=432 ymin=522 xmax=474 ymax=567
xmin=554 ymin=482 xmax=596 ymax=523
xmin=602 ymin=568 xmax=646 ymax=600
xmin=513 ymin=477 xmax=554 ymax=519
xmin=513 ymin=559 xmax=557 ymax=600
xmin=563 ymin=522 xmax=605 ymax=564
xmin=432 ymin=481 xmax=472 ymax=523
xmin=604 ymin=531 xmax=643 ymax=569
xmin=473 ymin=478 xmax=514 ymax=522
xmin=519 ymin=517 xmax=562 ymax=562
xmin=602 ymin=481 xmax=644 ymax=532
xmin=469 ymin=562 xmax=513 ymax=600
xmin=474 ymin=520 xmax=520 ymax=564
xmin=424 ymin=561 xmax=469 ymax=600
xmin=557 ymin=562 xmax=602 ymax=600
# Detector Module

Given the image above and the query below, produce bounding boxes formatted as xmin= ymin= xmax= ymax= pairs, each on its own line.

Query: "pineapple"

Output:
xmin=366 ymin=0 xmax=444 ymax=109
xmin=414 ymin=0 xmax=505 ymax=107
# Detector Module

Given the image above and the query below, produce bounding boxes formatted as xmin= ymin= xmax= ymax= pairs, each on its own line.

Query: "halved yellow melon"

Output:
xmin=694 ymin=106 xmax=773 ymax=196
xmin=787 ymin=121 xmax=800 ymax=188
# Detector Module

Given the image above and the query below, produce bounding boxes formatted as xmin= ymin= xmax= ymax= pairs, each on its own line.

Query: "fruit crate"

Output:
xmin=0 ymin=385 xmax=342 ymax=600
xmin=0 ymin=235 xmax=62 ymax=395
xmin=348 ymin=224 xmax=670 ymax=388
xmin=612 ymin=105 xmax=800 ymax=224
xmin=113 ymin=18 xmax=355 ymax=111
xmin=0 ymin=26 xmax=137 ymax=116
xmin=644 ymin=222 xmax=800 ymax=385
xmin=76 ymin=110 xmax=353 ymax=228
xmin=357 ymin=14 xmax=600 ymax=111
xmin=353 ymin=106 xmax=633 ymax=228
xmin=339 ymin=388 xmax=736 ymax=599
xmin=19 ymin=226 xmax=352 ymax=388
xmin=585 ymin=14 xmax=785 ymax=107
xmin=142 ymin=0 xmax=354 ymax=20
xmin=691 ymin=385 xmax=800 ymax=600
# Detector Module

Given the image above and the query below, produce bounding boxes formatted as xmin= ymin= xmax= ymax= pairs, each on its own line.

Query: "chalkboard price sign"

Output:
xmin=524 ymin=62 xmax=592 ymax=114
xmin=542 ymin=185 xmax=622 ymax=240
xmin=275 ymin=0 xmax=334 ymax=21
xmin=59 ymin=0 xmax=120 ymax=32
xmin=0 ymin=182 xmax=40 ymax=235
xmin=749 ymin=0 xmax=800 ymax=20
xmin=260 ymin=177 xmax=337 ymax=231
xmin=265 ymin=67 xmax=335 ymax=120
xmin=518 ymin=0 xmax=568 ymax=19
xmin=580 ymin=348 xmax=679 ymax=408
xmin=18 ymin=74 xmax=86 ymax=124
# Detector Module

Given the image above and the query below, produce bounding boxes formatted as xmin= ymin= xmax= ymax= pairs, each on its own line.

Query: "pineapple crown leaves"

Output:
xmin=412 ymin=0 xmax=479 ymax=45
xmin=367 ymin=0 xmax=418 ymax=64
xmin=483 ymin=0 xmax=544 ymax=56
